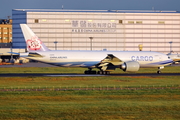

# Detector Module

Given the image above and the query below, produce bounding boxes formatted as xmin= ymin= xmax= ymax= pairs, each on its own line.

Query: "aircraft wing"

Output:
xmin=97 ymin=54 xmax=123 ymax=71
xmin=8 ymin=52 xmax=43 ymax=58
xmin=28 ymin=52 xmax=44 ymax=57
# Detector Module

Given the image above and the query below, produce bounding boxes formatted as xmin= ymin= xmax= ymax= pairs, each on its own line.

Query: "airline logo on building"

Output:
xmin=72 ymin=20 xmax=116 ymax=33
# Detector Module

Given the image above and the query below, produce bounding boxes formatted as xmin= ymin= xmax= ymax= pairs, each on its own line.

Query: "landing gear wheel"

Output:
xmin=91 ymin=70 xmax=96 ymax=74
xmin=84 ymin=70 xmax=96 ymax=74
xmin=97 ymin=71 xmax=110 ymax=75
xmin=97 ymin=71 xmax=103 ymax=74
xmin=105 ymin=71 xmax=110 ymax=75
xmin=157 ymin=70 xmax=161 ymax=74
xmin=157 ymin=67 xmax=164 ymax=74
xmin=84 ymin=70 xmax=89 ymax=74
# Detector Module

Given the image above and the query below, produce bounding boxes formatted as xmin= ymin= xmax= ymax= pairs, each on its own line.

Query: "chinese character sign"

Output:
xmin=71 ymin=20 xmax=117 ymax=33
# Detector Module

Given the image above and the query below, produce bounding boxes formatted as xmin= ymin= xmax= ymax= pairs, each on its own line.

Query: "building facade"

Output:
xmin=12 ymin=9 xmax=180 ymax=53
xmin=0 ymin=19 xmax=12 ymax=43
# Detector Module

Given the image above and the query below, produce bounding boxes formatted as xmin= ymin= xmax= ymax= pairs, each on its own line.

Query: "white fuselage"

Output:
xmin=27 ymin=50 xmax=172 ymax=68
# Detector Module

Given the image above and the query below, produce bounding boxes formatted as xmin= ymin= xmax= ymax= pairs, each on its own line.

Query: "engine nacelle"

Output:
xmin=120 ymin=61 xmax=140 ymax=72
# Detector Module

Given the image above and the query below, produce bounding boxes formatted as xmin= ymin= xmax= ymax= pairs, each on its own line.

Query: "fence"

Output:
xmin=0 ymin=85 xmax=180 ymax=92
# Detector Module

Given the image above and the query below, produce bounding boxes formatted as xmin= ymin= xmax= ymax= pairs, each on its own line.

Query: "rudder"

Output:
xmin=20 ymin=24 xmax=49 ymax=52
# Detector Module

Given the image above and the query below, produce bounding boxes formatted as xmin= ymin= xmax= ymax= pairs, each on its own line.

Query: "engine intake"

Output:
xmin=120 ymin=61 xmax=140 ymax=72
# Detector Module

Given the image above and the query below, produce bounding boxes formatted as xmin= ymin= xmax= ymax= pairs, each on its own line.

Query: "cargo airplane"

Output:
xmin=20 ymin=24 xmax=173 ymax=74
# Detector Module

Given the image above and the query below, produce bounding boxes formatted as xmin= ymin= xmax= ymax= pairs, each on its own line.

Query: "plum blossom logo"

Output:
xmin=27 ymin=36 xmax=42 ymax=50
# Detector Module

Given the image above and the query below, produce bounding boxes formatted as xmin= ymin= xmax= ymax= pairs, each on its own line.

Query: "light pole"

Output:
xmin=54 ymin=41 xmax=58 ymax=50
xmin=89 ymin=37 xmax=93 ymax=51
xmin=169 ymin=41 xmax=173 ymax=54
xmin=10 ymin=42 xmax=14 ymax=64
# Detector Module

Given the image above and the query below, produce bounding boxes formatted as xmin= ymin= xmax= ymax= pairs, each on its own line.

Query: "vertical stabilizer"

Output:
xmin=20 ymin=24 xmax=49 ymax=52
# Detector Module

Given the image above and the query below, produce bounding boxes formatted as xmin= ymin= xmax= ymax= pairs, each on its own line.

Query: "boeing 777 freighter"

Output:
xmin=20 ymin=24 xmax=173 ymax=74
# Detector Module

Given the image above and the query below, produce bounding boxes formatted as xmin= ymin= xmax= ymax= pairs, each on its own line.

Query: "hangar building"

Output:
xmin=12 ymin=9 xmax=180 ymax=53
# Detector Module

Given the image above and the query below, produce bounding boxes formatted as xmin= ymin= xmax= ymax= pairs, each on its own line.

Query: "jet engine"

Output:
xmin=120 ymin=61 xmax=140 ymax=72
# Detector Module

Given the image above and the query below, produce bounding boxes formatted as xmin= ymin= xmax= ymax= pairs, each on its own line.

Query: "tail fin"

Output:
xmin=20 ymin=24 xmax=49 ymax=52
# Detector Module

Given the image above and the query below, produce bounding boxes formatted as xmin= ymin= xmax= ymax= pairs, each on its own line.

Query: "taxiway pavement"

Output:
xmin=0 ymin=62 xmax=179 ymax=77
xmin=0 ymin=73 xmax=180 ymax=77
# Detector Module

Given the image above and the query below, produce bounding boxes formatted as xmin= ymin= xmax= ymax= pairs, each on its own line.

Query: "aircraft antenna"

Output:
xmin=152 ymin=7 xmax=154 ymax=11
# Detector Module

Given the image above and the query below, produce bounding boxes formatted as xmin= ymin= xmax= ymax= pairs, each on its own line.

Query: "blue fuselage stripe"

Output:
xmin=148 ymin=60 xmax=173 ymax=65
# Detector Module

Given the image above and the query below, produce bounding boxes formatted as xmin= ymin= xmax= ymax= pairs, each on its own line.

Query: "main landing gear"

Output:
xmin=84 ymin=70 xmax=96 ymax=74
xmin=84 ymin=68 xmax=97 ymax=74
xmin=84 ymin=68 xmax=110 ymax=75
xmin=97 ymin=71 xmax=110 ymax=75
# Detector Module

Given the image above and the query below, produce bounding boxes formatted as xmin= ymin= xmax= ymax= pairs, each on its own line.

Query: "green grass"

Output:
xmin=0 ymin=65 xmax=180 ymax=74
xmin=0 ymin=76 xmax=180 ymax=89
xmin=0 ymin=90 xmax=180 ymax=120
xmin=0 ymin=66 xmax=180 ymax=119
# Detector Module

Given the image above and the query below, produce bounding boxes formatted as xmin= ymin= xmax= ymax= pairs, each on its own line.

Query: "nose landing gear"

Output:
xmin=157 ymin=70 xmax=161 ymax=74
xmin=157 ymin=66 xmax=164 ymax=74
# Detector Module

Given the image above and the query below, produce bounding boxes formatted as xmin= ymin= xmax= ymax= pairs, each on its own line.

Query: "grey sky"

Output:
xmin=0 ymin=0 xmax=180 ymax=18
